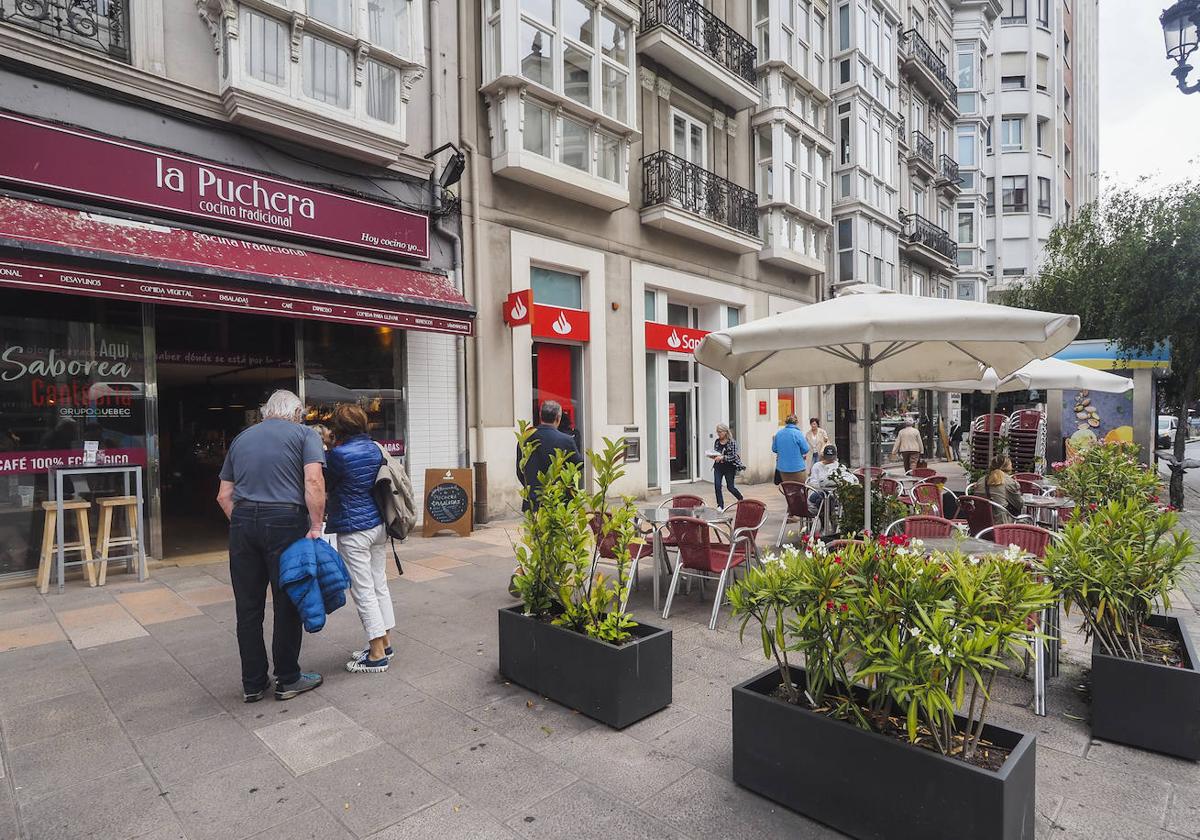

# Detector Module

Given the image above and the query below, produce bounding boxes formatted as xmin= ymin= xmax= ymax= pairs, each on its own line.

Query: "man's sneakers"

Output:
xmin=274 ymin=672 xmax=324 ymax=700
xmin=345 ymin=652 xmax=390 ymax=673
xmin=243 ymin=683 xmax=269 ymax=703
xmin=349 ymin=645 xmax=394 ymax=659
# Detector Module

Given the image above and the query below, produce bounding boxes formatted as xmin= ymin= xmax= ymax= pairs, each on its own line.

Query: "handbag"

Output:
xmin=773 ymin=468 xmax=782 ymax=485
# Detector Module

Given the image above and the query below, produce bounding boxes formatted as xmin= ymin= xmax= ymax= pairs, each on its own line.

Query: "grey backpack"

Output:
xmin=372 ymin=443 xmax=418 ymax=542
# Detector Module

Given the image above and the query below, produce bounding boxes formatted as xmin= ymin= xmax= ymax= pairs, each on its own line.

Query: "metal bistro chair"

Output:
xmin=716 ymin=499 xmax=769 ymax=567
xmin=884 ymin=515 xmax=954 ymax=538
xmin=976 ymin=523 xmax=1053 ymax=558
xmin=907 ymin=467 xmax=937 ymax=479
xmin=1016 ymin=478 xmax=1046 ymax=497
xmin=956 ymin=494 xmax=1032 ymax=539
xmin=587 ymin=511 xmax=655 ymax=611
xmin=877 ymin=477 xmax=905 ymax=499
xmin=663 ymin=515 xmax=754 ymax=630
xmin=1012 ymin=472 xmax=1044 ymax=483
xmin=909 ymin=481 xmax=944 ymax=517
xmin=854 ymin=466 xmax=886 ymax=482
xmin=776 ymin=481 xmax=819 ymax=546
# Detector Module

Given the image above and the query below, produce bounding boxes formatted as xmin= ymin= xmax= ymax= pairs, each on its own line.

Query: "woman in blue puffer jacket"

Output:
xmin=325 ymin=403 xmax=391 ymax=674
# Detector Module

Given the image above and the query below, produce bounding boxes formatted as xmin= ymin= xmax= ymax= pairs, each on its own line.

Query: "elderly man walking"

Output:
xmin=216 ymin=390 xmax=326 ymax=702
xmin=772 ymin=414 xmax=811 ymax=485
xmin=517 ymin=400 xmax=583 ymax=511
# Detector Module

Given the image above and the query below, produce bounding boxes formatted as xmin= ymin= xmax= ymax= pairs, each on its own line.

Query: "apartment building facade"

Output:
xmin=463 ymin=0 xmax=830 ymax=509
xmin=982 ymin=0 xmax=1099 ymax=293
xmin=0 ymin=0 xmax=473 ymax=574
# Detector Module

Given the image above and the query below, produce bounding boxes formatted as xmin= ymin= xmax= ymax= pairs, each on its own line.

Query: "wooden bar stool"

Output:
xmin=95 ymin=496 xmax=141 ymax=586
xmin=37 ymin=500 xmax=96 ymax=594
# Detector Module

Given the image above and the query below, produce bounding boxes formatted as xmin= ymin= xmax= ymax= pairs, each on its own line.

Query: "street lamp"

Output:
xmin=1161 ymin=0 xmax=1200 ymax=94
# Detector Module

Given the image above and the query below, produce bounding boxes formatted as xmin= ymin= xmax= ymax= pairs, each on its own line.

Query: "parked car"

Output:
xmin=1158 ymin=415 xmax=1179 ymax=450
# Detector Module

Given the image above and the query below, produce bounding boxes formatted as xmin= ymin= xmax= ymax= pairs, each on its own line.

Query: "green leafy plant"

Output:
xmin=511 ymin=422 xmax=643 ymax=644
xmin=729 ymin=536 xmax=1055 ymax=761
xmin=1043 ymin=498 xmax=1195 ymax=660
xmin=831 ymin=474 xmax=908 ymax=536
xmin=1050 ymin=440 xmax=1161 ymax=513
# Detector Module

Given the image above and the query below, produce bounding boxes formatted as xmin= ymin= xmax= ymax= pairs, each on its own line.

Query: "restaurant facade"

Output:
xmin=0 ymin=87 xmax=474 ymax=578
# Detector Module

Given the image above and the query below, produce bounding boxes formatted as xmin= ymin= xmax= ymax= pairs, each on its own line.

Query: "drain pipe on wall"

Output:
xmin=456 ymin=1 xmax=488 ymax=523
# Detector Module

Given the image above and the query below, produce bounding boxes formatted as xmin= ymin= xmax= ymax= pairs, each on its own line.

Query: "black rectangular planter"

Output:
xmin=497 ymin=606 xmax=672 ymax=729
xmin=1090 ymin=614 xmax=1200 ymax=760
xmin=733 ymin=668 xmax=1036 ymax=840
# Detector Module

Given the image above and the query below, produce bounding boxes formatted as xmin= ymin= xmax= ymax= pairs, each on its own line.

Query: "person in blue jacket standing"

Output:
xmin=216 ymin=390 xmax=325 ymax=703
xmin=325 ymin=403 xmax=394 ymax=674
xmin=772 ymin=413 xmax=811 ymax=484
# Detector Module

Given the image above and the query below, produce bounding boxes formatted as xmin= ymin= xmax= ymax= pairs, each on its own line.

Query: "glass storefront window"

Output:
xmin=0 ymin=293 xmax=146 ymax=576
xmin=302 ymin=322 xmax=408 ymax=456
xmin=531 ymin=266 xmax=583 ymax=309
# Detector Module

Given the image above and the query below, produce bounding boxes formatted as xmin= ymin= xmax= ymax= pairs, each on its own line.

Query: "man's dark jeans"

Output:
xmin=229 ymin=502 xmax=308 ymax=694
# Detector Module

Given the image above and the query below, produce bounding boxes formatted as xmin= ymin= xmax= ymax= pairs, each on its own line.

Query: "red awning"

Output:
xmin=0 ymin=196 xmax=473 ymax=335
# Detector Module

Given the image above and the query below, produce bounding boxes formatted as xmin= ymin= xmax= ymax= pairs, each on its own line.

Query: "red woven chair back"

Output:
xmin=666 ymin=516 xmax=713 ymax=570
xmin=910 ymin=483 xmax=943 ymax=517
xmin=903 ymin=515 xmax=954 ymax=538
xmin=1012 ymin=472 xmax=1042 ymax=483
xmin=854 ymin=466 xmax=886 ymax=480
xmin=669 ymin=494 xmax=704 ymax=510
xmin=877 ymin=477 xmax=904 ymax=497
xmin=1016 ymin=479 xmax=1042 ymax=496
xmin=779 ymin=481 xmax=812 ymax=518
xmin=909 ymin=467 xmax=936 ymax=478
xmin=956 ymin=495 xmax=995 ymax=538
xmin=829 ymin=539 xmax=867 ymax=551
xmin=924 ymin=474 xmax=948 ymax=486
xmin=729 ymin=499 xmax=768 ymax=538
xmin=991 ymin=524 xmax=1052 ymax=558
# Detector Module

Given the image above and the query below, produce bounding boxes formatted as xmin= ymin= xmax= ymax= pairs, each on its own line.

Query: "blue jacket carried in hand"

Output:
xmin=325 ymin=434 xmax=385 ymax=534
xmin=279 ymin=537 xmax=351 ymax=633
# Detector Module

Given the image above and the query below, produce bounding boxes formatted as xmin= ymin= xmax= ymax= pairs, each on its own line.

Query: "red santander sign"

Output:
xmin=502 ymin=291 xmax=590 ymax=342
xmin=645 ymin=322 xmax=709 ymax=354
xmin=0 ymin=113 xmax=429 ymax=260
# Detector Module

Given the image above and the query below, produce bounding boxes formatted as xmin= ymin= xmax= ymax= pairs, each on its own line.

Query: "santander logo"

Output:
xmin=666 ymin=330 xmax=682 ymax=349
xmin=551 ymin=311 xmax=573 ymax=335
xmin=509 ymin=296 xmax=528 ymax=321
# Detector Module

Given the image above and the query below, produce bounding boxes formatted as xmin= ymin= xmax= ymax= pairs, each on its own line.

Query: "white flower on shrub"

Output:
xmin=928 ymin=643 xmax=943 ymax=656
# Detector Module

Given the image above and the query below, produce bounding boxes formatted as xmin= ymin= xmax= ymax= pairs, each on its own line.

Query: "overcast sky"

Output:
xmin=1099 ymin=1 xmax=1200 ymax=189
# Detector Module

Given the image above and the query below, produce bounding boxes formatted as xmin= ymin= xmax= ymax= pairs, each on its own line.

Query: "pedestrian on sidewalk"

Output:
xmin=709 ymin=423 xmax=745 ymax=509
xmin=805 ymin=417 xmax=830 ymax=470
xmin=325 ymin=404 xmax=394 ymax=674
xmin=517 ymin=400 xmax=584 ymax=512
xmin=772 ymin=414 xmax=811 ymax=485
xmin=216 ymin=390 xmax=325 ymax=703
xmin=892 ymin=418 xmax=925 ymax=473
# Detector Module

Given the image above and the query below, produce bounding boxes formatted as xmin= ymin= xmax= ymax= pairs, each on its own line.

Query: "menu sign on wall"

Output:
xmin=0 ymin=113 xmax=429 ymax=260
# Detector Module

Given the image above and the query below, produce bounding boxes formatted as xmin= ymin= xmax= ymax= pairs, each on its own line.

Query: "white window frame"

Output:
xmin=1000 ymin=116 xmax=1024 ymax=151
xmin=671 ymin=108 xmax=709 ymax=168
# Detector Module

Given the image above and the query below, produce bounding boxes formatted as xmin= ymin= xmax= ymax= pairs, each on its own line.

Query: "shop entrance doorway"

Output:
xmin=531 ymin=342 xmax=582 ymax=447
xmin=156 ymin=308 xmax=296 ymax=560
xmin=668 ymin=389 xmax=696 ymax=482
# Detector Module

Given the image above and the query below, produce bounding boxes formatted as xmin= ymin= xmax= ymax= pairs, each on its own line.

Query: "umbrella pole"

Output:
xmin=862 ymin=345 xmax=871 ymax=535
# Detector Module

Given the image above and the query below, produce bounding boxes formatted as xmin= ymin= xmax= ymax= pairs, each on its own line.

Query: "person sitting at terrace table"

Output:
xmin=808 ymin=445 xmax=856 ymax=530
xmin=984 ymin=455 xmax=1023 ymax=524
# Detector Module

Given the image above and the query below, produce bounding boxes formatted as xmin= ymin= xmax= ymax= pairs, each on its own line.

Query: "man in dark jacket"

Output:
xmin=216 ymin=390 xmax=325 ymax=703
xmin=518 ymin=400 xmax=583 ymax=512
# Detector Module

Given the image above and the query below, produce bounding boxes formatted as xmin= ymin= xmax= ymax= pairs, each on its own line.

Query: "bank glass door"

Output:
xmin=667 ymin=389 xmax=696 ymax=482
xmin=531 ymin=342 xmax=582 ymax=446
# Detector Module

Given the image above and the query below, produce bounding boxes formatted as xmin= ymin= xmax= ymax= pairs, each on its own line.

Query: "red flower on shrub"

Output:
xmin=826 ymin=600 xmax=835 ymax=611
xmin=840 ymin=603 xmax=849 ymax=613
xmin=832 ymin=556 xmax=843 ymax=566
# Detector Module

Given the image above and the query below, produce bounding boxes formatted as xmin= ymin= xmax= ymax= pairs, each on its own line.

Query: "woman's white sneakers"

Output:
xmin=345 ymin=652 xmax=390 ymax=673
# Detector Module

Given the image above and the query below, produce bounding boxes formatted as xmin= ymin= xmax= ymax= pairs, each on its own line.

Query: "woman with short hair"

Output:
xmin=325 ymin=403 xmax=393 ymax=673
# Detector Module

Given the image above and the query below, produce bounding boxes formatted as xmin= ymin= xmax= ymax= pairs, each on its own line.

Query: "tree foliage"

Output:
xmin=1010 ymin=180 xmax=1200 ymax=505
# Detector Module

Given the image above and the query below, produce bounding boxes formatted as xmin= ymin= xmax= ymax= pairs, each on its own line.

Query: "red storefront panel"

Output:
xmin=530 ymin=304 xmax=590 ymax=342
xmin=0 ymin=197 xmax=470 ymax=320
xmin=0 ymin=259 xmax=473 ymax=336
xmin=645 ymin=322 xmax=709 ymax=353
xmin=0 ymin=113 xmax=429 ymax=259
xmin=533 ymin=343 xmax=576 ymax=427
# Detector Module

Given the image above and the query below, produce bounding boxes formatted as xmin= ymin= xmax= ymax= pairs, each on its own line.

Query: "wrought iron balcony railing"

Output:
xmin=642 ymin=0 xmax=757 ymax=85
xmin=1 ymin=0 xmax=130 ymax=61
xmin=900 ymin=28 xmax=957 ymax=99
xmin=902 ymin=213 xmax=957 ymax=261
xmin=642 ymin=150 xmax=759 ymax=238
xmin=939 ymin=153 xmax=960 ymax=184
xmin=911 ymin=131 xmax=935 ymax=167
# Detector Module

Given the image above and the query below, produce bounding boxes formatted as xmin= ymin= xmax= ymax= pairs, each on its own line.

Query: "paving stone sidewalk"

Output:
xmin=1 ymin=477 xmax=1198 ymax=840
